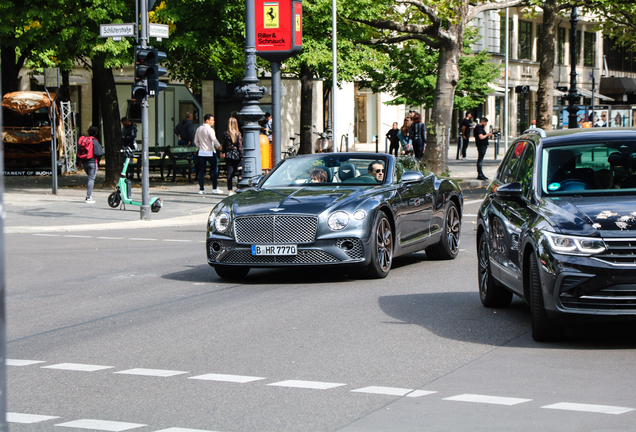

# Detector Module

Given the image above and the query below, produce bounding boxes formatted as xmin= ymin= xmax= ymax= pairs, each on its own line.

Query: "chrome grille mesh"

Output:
xmin=234 ymin=215 xmax=318 ymax=244
xmin=206 ymin=240 xmax=223 ymax=262
xmin=221 ymin=249 xmax=339 ymax=264
xmin=337 ymin=238 xmax=364 ymax=260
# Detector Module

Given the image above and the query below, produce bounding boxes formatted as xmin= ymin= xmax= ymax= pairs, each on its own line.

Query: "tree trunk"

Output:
xmin=92 ymin=53 xmax=124 ymax=188
xmin=423 ymin=42 xmax=461 ymax=175
xmin=299 ymin=64 xmax=314 ymax=155
xmin=537 ymin=0 xmax=557 ymax=131
xmin=1 ymin=46 xmax=25 ymax=95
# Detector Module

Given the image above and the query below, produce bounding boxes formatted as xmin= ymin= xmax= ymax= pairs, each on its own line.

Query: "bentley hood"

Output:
xmin=542 ymin=195 xmax=636 ymax=235
xmin=229 ymin=187 xmax=372 ymax=217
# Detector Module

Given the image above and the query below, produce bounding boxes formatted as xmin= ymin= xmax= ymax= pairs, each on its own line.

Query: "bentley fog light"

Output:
xmin=214 ymin=212 xmax=230 ymax=233
xmin=545 ymin=232 xmax=606 ymax=255
xmin=328 ymin=211 xmax=350 ymax=230
xmin=353 ymin=210 xmax=367 ymax=221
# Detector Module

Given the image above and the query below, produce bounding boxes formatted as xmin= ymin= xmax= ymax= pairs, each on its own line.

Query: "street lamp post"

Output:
xmin=566 ymin=7 xmax=580 ymax=129
xmin=236 ymin=0 xmax=267 ymax=187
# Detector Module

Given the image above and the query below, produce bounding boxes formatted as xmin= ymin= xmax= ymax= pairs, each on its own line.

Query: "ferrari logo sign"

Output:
xmin=295 ymin=15 xmax=301 ymax=31
xmin=264 ymin=3 xmax=279 ymax=29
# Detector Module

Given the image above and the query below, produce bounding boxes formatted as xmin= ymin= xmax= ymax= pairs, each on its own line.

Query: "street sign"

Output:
xmin=149 ymin=24 xmax=169 ymax=39
xmin=44 ymin=68 xmax=60 ymax=88
xmin=99 ymin=23 xmax=135 ymax=39
xmin=255 ymin=0 xmax=302 ymax=61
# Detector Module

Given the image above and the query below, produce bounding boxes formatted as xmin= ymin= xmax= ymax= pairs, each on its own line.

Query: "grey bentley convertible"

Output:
xmin=207 ymin=153 xmax=463 ymax=279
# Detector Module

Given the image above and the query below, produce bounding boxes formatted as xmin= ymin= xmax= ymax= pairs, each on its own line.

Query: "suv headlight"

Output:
xmin=328 ymin=211 xmax=349 ymax=230
xmin=544 ymin=232 xmax=606 ymax=255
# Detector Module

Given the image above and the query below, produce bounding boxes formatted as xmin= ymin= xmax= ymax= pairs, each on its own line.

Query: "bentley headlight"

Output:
xmin=214 ymin=212 xmax=231 ymax=233
xmin=544 ymin=232 xmax=606 ymax=255
xmin=328 ymin=211 xmax=350 ymax=230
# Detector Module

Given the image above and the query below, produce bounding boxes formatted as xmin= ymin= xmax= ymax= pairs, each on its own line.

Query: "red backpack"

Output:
xmin=77 ymin=136 xmax=94 ymax=160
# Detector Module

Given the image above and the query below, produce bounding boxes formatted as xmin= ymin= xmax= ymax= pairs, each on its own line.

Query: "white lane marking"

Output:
xmin=189 ymin=373 xmax=265 ymax=383
xmin=155 ymin=428 xmax=220 ymax=432
xmin=542 ymin=402 xmax=635 ymax=415
xmin=268 ymin=380 xmax=346 ymax=390
xmin=115 ymin=368 xmax=188 ymax=377
xmin=407 ymin=390 xmax=438 ymax=398
xmin=463 ymin=199 xmax=485 ymax=205
xmin=32 ymin=234 xmax=60 ymax=237
xmin=7 ymin=413 xmax=59 ymax=423
xmin=42 ymin=363 xmax=113 ymax=372
xmin=351 ymin=386 xmax=413 ymax=396
xmin=97 ymin=237 xmax=125 ymax=240
xmin=463 ymin=214 xmax=477 ymax=218
xmin=54 ymin=419 xmax=146 ymax=430
xmin=444 ymin=394 xmax=532 ymax=406
xmin=128 ymin=238 xmax=158 ymax=241
xmin=162 ymin=239 xmax=192 ymax=242
xmin=64 ymin=235 xmax=92 ymax=238
xmin=7 ymin=359 xmax=46 ymax=366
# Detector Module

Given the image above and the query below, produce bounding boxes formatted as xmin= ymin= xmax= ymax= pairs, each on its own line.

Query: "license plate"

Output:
xmin=251 ymin=245 xmax=298 ymax=256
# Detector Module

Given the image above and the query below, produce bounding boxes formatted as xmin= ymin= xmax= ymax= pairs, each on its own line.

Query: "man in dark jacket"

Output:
xmin=121 ymin=117 xmax=138 ymax=149
xmin=474 ymin=117 xmax=493 ymax=181
xmin=174 ymin=112 xmax=196 ymax=146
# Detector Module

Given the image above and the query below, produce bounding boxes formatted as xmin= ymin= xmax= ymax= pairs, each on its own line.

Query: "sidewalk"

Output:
xmin=2 ymin=142 xmax=502 ymax=234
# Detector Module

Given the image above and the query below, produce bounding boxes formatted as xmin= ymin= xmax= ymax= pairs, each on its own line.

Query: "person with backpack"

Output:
xmin=77 ymin=126 xmax=104 ymax=203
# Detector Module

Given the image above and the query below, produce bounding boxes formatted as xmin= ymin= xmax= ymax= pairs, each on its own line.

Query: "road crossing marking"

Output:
xmin=32 ymin=234 xmax=60 ymax=237
xmin=128 ymin=238 xmax=158 ymax=241
xmin=64 ymin=235 xmax=92 ymax=238
xmin=54 ymin=419 xmax=146 ymax=431
xmin=189 ymin=373 xmax=265 ymax=383
xmin=7 ymin=413 xmax=59 ymax=423
xmin=41 ymin=363 xmax=113 ymax=372
xmin=115 ymin=368 xmax=189 ymax=377
xmin=268 ymin=380 xmax=347 ymax=390
xmin=542 ymin=402 xmax=635 ymax=415
xmin=444 ymin=394 xmax=532 ymax=406
xmin=7 ymin=359 xmax=46 ymax=366
xmin=351 ymin=386 xmax=414 ymax=396
xmin=406 ymin=390 xmax=438 ymax=398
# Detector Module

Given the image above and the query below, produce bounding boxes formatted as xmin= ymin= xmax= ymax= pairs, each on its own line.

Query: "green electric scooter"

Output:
xmin=108 ymin=147 xmax=162 ymax=212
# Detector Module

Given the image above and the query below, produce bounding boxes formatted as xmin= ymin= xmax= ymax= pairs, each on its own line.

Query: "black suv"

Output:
xmin=477 ymin=128 xmax=636 ymax=341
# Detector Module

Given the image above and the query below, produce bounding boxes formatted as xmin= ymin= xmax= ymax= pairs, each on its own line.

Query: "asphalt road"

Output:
xmin=5 ymin=186 xmax=636 ymax=432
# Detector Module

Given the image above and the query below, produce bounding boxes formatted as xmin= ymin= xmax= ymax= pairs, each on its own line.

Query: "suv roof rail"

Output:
xmin=523 ymin=128 xmax=547 ymax=138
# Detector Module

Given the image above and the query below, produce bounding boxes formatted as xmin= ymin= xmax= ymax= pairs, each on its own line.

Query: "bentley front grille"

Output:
xmin=220 ymin=249 xmax=339 ymax=264
xmin=234 ymin=215 xmax=318 ymax=244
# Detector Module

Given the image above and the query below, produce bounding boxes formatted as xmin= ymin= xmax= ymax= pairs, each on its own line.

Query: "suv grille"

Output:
xmin=234 ymin=215 xmax=318 ymax=244
xmin=595 ymin=239 xmax=636 ymax=265
xmin=560 ymin=284 xmax=636 ymax=310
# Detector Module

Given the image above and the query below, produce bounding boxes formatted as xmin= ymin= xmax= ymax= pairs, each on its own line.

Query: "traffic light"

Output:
xmin=146 ymin=49 xmax=168 ymax=96
xmin=131 ymin=47 xmax=153 ymax=101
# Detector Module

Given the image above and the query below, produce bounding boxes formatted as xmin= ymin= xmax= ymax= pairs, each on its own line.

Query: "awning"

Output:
xmin=599 ymin=76 xmax=636 ymax=95
xmin=577 ymin=87 xmax=614 ymax=101
xmin=33 ymin=75 xmax=89 ymax=85
xmin=488 ymin=84 xmax=507 ymax=93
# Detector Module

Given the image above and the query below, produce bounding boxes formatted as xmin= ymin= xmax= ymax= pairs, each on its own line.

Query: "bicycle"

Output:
xmin=283 ymin=133 xmax=301 ymax=159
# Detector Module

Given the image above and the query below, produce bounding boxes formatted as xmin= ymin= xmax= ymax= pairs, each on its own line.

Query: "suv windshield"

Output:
xmin=542 ymin=141 xmax=636 ymax=195
xmin=262 ymin=155 xmax=388 ymax=188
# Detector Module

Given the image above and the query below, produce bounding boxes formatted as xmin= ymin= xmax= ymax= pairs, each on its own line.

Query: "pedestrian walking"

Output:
xmin=77 ymin=125 xmax=104 ymax=203
xmin=194 ymin=114 xmax=223 ymax=195
xmin=223 ymin=117 xmax=243 ymax=196
xmin=409 ymin=112 xmax=426 ymax=160
xmin=121 ymin=117 xmax=138 ymax=149
xmin=397 ymin=118 xmax=412 ymax=155
xmin=459 ymin=112 xmax=472 ymax=159
xmin=386 ymin=122 xmax=400 ymax=157
xmin=474 ymin=117 xmax=493 ymax=181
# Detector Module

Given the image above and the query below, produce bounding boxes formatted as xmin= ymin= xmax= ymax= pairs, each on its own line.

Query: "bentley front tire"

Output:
xmin=478 ymin=233 xmax=512 ymax=308
xmin=214 ymin=266 xmax=250 ymax=280
xmin=364 ymin=211 xmax=393 ymax=279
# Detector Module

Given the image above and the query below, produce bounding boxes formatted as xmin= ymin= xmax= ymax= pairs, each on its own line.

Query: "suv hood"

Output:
xmin=543 ymin=195 xmax=636 ymax=235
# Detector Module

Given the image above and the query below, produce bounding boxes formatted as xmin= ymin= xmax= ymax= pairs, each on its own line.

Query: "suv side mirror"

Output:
xmin=495 ymin=182 xmax=523 ymax=200
xmin=401 ymin=171 xmax=425 ymax=184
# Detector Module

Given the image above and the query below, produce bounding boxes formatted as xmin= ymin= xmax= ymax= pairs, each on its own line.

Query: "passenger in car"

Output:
xmin=310 ymin=168 xmax=328 ymax=183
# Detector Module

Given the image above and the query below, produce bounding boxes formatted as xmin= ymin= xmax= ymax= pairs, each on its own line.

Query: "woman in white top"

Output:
xmin=194 ymin=114 xmax=223 ymax=195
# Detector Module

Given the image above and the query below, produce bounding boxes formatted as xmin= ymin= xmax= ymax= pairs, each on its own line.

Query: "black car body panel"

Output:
xmin=477 ymin=128 xmax=636 ymax=333
xmin=207 ymin=153 xmax=463 ymax=273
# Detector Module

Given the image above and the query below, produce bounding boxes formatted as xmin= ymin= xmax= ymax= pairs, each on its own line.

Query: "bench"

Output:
xmin=163 ymin=146 xmax=197 ymax=182
xmin=126 ymin=146 xmax=168 ymax=180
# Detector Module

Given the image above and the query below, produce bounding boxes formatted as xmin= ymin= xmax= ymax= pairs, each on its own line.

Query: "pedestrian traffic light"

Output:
xmin=146 ymin=49 xmax=168 ymax=96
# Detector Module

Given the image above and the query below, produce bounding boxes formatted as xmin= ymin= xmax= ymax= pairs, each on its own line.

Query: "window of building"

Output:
xmin=584 ymin=32 xmax=596 ymax=67
xmin=558 ymin=27 xmax=566 ymax=64
xmin=603 ymin=37 xmax=636 ymax=72
xmin=518 ymin=21 xmax=532 ymax=60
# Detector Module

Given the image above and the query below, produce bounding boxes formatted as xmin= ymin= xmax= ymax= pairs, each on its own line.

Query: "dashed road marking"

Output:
xmin=7 ymin=412 xmax=59 ymax=423
xmin=64 ymin=235 xmax=92 ymax=238
xmin=154 ymin=428 xmax=220 ymax=432
xmin=54 ymin=419 xmax=146 ymax=431
xmin=32 ymin=234 xmax=60 ymax=237
xmin=7 ymin=359 xmax=46 ymax=366
xmin=115 ymin=368 xmax=189 ymax=377
xmin=268 ymin=380 xmax=347 ymax=390
xmin=351 ymin=386 xmax=413 ymax=396
xmin=97 ymin=237 xmax=125 ymax=240
xmin=128 ymin=238 xmax=158 ymax=241
xmin=162 ymin=239 xmax=192 ymax=242
xmin=542 ymin=402 xmax=635 ymax=415
xmin=407 ymin=390 xmax=438 ymax=398
xmin=444 ymin=394 xmax=532 ymax=406
xmin=189 ymin=373 xmax=266 ymax=383
xmin=42 ymin=363 xmax=113 ymax=372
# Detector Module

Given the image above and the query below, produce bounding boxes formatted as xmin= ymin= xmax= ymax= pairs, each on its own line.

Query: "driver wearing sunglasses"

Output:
xmin=368 ymin=161 xmax=385 ymax=182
